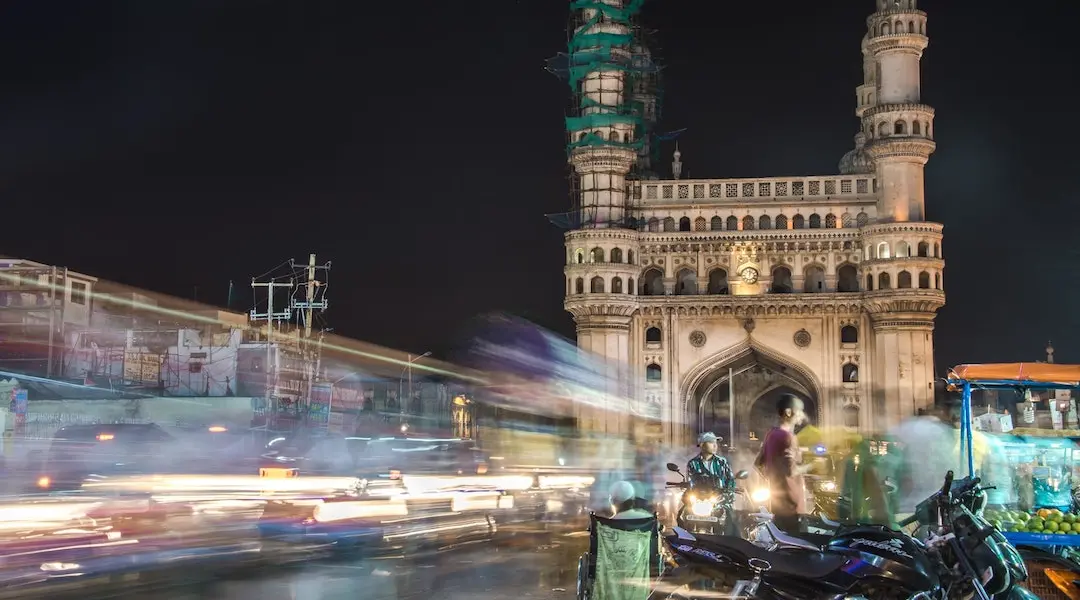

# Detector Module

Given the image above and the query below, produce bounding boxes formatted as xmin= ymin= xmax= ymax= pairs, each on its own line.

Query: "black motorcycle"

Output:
xmin=659 ymin=470 xmax=1038 ymax=600
xmin=666 ymin=462 xmax=748 ymax=537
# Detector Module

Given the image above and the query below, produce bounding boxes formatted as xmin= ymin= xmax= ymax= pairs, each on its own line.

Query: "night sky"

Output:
xmin=0 ymin=1 xmax=1076 ymax=373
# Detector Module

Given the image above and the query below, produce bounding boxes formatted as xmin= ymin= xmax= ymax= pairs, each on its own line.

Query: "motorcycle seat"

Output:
xmin=695 ymin=534 xmax=849 ymax=579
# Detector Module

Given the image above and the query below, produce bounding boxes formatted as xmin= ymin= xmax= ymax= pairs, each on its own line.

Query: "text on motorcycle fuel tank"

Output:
xmin=827 ymin=527 xmax=940 ymax=591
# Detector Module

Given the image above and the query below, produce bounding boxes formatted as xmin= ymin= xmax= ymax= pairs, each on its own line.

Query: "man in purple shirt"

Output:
xmin=754 ymin=394 xmax=811 ymax=533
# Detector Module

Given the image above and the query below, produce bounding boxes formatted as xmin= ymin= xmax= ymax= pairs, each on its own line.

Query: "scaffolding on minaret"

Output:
xmin=545 ymin=0 xmax=663 ymax=231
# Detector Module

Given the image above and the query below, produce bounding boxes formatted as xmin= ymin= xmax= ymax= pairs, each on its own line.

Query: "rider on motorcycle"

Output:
xmin=686 ymin=432 xmax=735 ymax=493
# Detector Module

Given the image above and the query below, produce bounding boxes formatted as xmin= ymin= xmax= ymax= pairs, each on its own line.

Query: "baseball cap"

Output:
xmin=698 ymin=432 xmax=720 ymax=445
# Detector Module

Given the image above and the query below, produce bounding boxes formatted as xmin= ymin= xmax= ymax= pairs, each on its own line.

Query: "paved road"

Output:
xmin=86 ymin=531 xmax=589 ymax=600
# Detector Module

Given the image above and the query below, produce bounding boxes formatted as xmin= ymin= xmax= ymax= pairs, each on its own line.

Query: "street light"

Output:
xmin=398 ymin=351 xmax=432 ymax=417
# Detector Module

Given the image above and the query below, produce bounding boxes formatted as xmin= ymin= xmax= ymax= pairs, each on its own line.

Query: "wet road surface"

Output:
xmin=90 ymin=531 xmax=588 ymax=600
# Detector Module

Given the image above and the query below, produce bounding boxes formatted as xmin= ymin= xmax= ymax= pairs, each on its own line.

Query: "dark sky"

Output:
xmin=0 ymin=1 xmax=1076 ymax=373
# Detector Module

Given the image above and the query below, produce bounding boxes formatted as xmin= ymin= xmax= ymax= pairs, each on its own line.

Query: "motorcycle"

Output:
xmin=666 ymin=462 xmax=749 ymax=536
xmin=659 ymin=470 xmax=1038 ymax=600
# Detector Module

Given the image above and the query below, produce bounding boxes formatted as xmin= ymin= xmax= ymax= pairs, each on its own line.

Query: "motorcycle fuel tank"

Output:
xmin=827 ymin=527 xmax=939 ymax=591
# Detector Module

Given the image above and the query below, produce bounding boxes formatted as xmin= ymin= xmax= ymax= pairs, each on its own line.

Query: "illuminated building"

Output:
xmin=553 ymin=0 xmax=943 ymax=444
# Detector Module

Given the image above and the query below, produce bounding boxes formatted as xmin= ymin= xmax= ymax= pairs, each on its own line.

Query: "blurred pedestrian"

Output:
xmin=754 ymin=394 xmax=811 ymax=532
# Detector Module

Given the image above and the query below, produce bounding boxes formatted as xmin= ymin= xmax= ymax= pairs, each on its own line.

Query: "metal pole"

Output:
xmin=304 ymin=254 xmax=315 ymax=340
xmin=407 ymin=359 xmax=413 ymax=416
xmin=728 ymin=367 xmax=735 ymax=450
xmin=46 ymin=266 xmax=57 ymax=378
xmin=265 ymin=280 xmax=274 ymax=410
xmin=398 ymin=354 xmax=408 ymax=415
xmin=967 ymin=384 xmax=976 ymax=479
xmin=304 ymin=254 xmax=316 ymax=409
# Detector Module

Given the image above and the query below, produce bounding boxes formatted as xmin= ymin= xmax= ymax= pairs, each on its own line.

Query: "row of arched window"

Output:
xmin=571 ymin=263 xmax=943 ymax=296
xmin=867 ymin=240 xmax=941 ymax=260
xmin=867 ymin=270 xmax=941 ymax=290
xmin=645 ymin=362 xmax=860 ymax=384
xmin=866 ymin=117 xmax=932 ymax=143
xmin=644 ymin=324 xmax=860 ymax=346
xmin=576 ymin=130 xmax=633 ymax=144
xmin=638 ymin=265 xmax=861 ymax=295
xmin=572 ymin=275 xmax=635 ymax=294
xmin=645 ymin=213 xmax=869 ymax=233
xmin=572 ymin=247 xmax=636 ymax=265
xmin=873 ymin=16 xmax=923 ymax=38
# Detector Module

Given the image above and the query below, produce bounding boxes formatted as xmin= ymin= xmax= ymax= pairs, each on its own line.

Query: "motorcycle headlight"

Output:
xmin=691 ymin=498 xmax=716 ymax=516
xmin=751 ymin=488 xmax=771 ymax=504
xmin=818 ymin=481 xmax=837 ymax=493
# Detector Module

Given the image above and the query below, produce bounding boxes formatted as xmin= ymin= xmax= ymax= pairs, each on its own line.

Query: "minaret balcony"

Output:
xmin=865 ymin=137 xmax=936 ymax=163
xmin=862 ymin=103 xmax=934 ymax=144
xmin=564 ymin=294 xmax=639 ymax=321
xmin=569 ymin=145 xmax=637 ymax=172
xmin=862 ymin=289 xmax=945 ymax=324
xmin=866 ymin=11 xmax=928 ymax=55
xmin=855 ymin=84 xmax=876 ymax=117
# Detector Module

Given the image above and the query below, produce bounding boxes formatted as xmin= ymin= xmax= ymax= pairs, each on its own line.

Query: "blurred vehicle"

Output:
xmin=259 ymin=433 xmax=491 ymax=478
xmin=256 ymin=433 xmax=539 ymax=553
xmin=0 ymin=496 xmax=262 ymax=599
xmin=32 ymin=423 xmax=249 ymax=493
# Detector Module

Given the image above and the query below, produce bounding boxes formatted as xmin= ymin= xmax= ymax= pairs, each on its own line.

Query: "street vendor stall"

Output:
xmin=948 ymin=363 xmax=1080 ymax=599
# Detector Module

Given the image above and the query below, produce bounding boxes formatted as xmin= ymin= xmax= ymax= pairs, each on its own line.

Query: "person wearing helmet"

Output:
xmin=609 ymin=480 xmax=653 ymax=519
xmin=686 ymin=432 xmax=735 ymax=492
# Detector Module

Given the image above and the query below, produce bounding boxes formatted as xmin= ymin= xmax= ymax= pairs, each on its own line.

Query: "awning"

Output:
xmin=948 ymin=363 xmax=1080 ymax=386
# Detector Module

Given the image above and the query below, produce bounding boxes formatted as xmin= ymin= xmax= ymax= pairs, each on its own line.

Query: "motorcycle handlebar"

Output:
xmin=940 ymin=470 xmax=955 ymax=498
xmin=953 ymin=476 xmax=982 ymax=497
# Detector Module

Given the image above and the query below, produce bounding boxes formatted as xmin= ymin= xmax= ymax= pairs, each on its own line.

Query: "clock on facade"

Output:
xmin=741 ymin=267 xmax=759 ymax=284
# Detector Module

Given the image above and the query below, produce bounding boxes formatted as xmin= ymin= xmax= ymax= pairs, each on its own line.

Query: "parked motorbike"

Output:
xmin=666 ymin=462 xmax=748 ymax=537
xmin=659 ymin=470 xmax=1037 ymax=600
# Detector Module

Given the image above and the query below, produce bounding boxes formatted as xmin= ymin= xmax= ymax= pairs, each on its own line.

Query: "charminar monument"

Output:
xmin=551 ymin=0 xmax=943 ymax=446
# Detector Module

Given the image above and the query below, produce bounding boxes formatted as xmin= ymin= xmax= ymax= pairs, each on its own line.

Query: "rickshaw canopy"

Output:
xmin=948 ymin=363 xmax=1080 ymax=388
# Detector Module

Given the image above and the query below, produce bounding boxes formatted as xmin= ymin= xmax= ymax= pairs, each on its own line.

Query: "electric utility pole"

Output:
xmin=289 ymin=254 xmax=330 ymax=408
xmin=250 ymin=275 xmax=294 ymax=422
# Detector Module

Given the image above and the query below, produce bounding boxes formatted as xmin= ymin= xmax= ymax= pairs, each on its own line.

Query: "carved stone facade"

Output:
xmin=560 ymin=0 xmax=943 ymax=445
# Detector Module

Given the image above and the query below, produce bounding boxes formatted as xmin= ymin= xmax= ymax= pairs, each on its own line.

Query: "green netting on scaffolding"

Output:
xmin=568 ymin=31 xmax=632 ymax=53
xmin=567 ymin=131 xmax=645 ymax=151
xmin=546 ymin=210 xmax=643 ymax=230
xmin=567 ymin=61 xmax=639 ymax=90
xmin=565 ymin=112 xmax=642 ymax=131
xmin=569 ymin=0 xmax=644 ymax=22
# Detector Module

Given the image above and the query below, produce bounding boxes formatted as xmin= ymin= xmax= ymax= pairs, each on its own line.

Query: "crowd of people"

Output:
xmin=603 ymin=393 xmax=1024 ymax=535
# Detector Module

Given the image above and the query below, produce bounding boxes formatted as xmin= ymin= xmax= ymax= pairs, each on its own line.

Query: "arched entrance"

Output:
xmin=682 ymin=340 xmax=821 ymax=447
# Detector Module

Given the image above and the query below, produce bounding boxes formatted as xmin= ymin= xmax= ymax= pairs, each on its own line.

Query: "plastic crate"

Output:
xmin=1025 ymin=561 xmax=1077 ymax=600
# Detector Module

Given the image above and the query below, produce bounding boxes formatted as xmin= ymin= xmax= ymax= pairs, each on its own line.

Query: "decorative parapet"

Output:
xmin=565 ymin=229 xmax=640 ymax=243
xmin=861 ymin=221 xmax=942 ymax=237
xmin=633 ymin=175 xmax=876 ymax=205
xmin=862 ymin=103 xmax=934 ymax=119
xmin=634 ymin=293 xmax=864 ymax=317
xmin=638 ymin=230 xmax=863 ymax=246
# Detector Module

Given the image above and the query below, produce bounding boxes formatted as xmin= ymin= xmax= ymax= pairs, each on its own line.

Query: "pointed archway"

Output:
xmin=681 ymin=339 xmax=821 ymax=443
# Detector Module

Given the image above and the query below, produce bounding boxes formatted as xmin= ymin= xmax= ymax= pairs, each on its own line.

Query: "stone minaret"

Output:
xmin=859 ymin=0 xmax=945 ymax=426
xmin=561 ymin=0 xmax=646 ymax=436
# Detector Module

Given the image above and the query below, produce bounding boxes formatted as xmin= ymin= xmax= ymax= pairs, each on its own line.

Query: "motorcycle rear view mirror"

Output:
xmin=666 ymin=463 xmax=680 ymax=472
xmin=735 ymin=470 xmax=750 ymax=480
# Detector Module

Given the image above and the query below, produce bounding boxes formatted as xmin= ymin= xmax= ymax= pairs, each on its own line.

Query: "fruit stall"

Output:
xmin=948 ymin=363 xmax=1080 ymax=600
